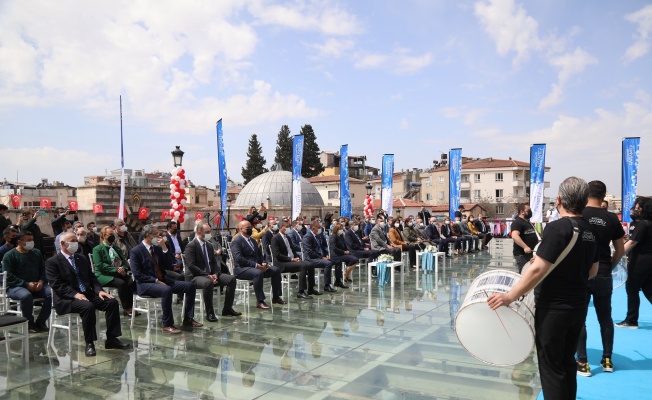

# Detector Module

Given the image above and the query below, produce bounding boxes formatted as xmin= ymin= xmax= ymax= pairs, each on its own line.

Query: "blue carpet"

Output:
xmin=537 ymin=286 xmax=652 ymax=399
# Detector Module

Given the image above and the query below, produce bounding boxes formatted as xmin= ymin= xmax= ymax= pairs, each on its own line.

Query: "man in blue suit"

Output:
xmin=285 ymin=218 xmax=303 ymax=257
xmin=231 ymin=220 xmax=285 ymax=309
xmin=302 ymin=221 xmax=336 ymax=292
xmin=130 ymin=224 xmax=202 ymax=334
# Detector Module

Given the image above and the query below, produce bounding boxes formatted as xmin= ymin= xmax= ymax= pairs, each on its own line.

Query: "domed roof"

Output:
xmin=234 ymin=170 xmax=324 ymax=207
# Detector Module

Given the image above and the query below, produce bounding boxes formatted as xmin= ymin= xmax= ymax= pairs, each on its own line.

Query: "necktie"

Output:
xmin=150 ymin=246 xmax=165 ymax=281
xmin=201 ymin=242 xmax=210 ymax=273
xmin=282 ymin=235 xmax=293 ymax=258
xmin=69 ymin=256 xmax=86 ymax=292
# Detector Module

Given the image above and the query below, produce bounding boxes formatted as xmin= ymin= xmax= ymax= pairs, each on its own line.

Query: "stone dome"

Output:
xmin=234 ymin=170 xmax=324 ymax=207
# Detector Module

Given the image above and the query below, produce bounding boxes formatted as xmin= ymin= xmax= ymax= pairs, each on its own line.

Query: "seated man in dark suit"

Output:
xmin=231 ymin=220 xmax=285 ymax=309
xmin=184 ymin=223 xmax=240 ymax=322
xmin=474 ymin=215 xmax=493 ymax=250
xmin=271 ymin=219 xmax=319 ymax=299
xmin=301 ymin=221 xmax=336 ymax=292
xmin=344 ymin=222 xmax=380 ymax=260
xmin=261 ymin=218 xmax=277 ymax=263
xmin=285 ymin=219 xmax=303 ymax=257
xmin=130 ymin=224 xmax=202 ymax=334
xmin=46 ymin=232 xmax=131 ymax=356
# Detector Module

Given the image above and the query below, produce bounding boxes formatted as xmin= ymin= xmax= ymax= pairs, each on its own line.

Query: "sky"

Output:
xmin=1 ymin=0 xmax=651 ymax=198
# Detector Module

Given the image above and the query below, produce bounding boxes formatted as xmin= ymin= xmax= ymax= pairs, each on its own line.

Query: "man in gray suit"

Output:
xmin=369 ymin=217 xmax=401 ymax=261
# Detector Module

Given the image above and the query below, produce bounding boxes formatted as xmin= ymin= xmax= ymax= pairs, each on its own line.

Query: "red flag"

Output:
xmin=93 ymin=203 xmax=104 ymax=214
xmin=117 ymin=205 xmax=128 ymax=217
xmin=235 ymin=213 xmax=244 ymax=221
xmin=138 ymin=207 xmax=149 ymax=220
xmin=194 ymin=212 xmax=203 ymax=221
xmin=67 ymin=200 xmax=78 ymax=211
xmin=40 ymin=197 xmax=52 ymax=209
xmin=213 ymin=214 xmax=222 ymax=226
xmin=161 ymin=210 xmax=170 ymax=221
xmin=10 ymin=194 xmax=22 ymax=208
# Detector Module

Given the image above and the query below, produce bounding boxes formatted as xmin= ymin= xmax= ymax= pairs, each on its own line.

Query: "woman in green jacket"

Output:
xmin=92 ymin=226 xmax=136 ymax=316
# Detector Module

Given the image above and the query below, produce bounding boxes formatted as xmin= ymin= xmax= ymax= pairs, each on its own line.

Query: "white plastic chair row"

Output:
xmin=0 ymin=271 xmax=29 ymax=361
xmin=227 ymin=249 xmax=251 ymax=311
xmin=268 ymin=244 xmax=293 ymax=297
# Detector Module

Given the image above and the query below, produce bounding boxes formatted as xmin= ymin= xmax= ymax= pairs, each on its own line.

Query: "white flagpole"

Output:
xmin=119 ymin=96 xmax=125 ymax=220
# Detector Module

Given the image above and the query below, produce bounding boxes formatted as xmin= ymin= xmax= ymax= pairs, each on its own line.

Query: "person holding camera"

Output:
xmin=52 ymin=207 xmax=78 ymax=236
xmin=18 ymin=209 xmax=45 ymax=254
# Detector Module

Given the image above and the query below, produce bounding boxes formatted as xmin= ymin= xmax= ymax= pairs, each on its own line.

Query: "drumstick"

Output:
xmin=484 ymin=290 xmax=511 ymax=339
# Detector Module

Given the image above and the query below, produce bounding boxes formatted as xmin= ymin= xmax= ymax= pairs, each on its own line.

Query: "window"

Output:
xmin=462 ymin=174 xmax=469 ymax=183
xmin=514 ymin=189 xmax=519 ymax=196
xmin=195 ymin=196 xmax=200 ymax=204
xmin=328 ymin=190 xmax=338 ymax=199
xmin=461 ymin=190 xmax=470 ymax=198
xmin=514 ymin=172 xmax=519 ymax=179
xmin=495 ymin=173 xmax=503 ymax=182
xmin=439 ymin=176 xmax=445 ymax=184
xmin=438 ymin=191 xmax=445 ymax=200
xmin=351 ymin=193 xmax=355 ymax=198
xmin=473 ymin=190 xmax=481 ymax=199
xmin=496 ymin=205 xmax=504 ymax=215
xmin=474 ymin=173 xmax=481 ymax=183
xmin=495 ymin=189 xmax=503 ymax=200
xmin=426 ymin=193 xmax=432 ymax=201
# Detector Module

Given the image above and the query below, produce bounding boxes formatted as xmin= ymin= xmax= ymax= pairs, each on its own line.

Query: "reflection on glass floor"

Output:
xmin=1 ymin=239 xmax=540 ymax=399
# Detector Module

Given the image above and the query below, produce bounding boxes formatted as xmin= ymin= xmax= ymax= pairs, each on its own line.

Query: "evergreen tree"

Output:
xmin=300 ymin=124 xmax=325 ymax=178
xmin=241 ymin=134 xmax=268 ymax=184
xmin=274 ymin=125 xmax=293 ymax=171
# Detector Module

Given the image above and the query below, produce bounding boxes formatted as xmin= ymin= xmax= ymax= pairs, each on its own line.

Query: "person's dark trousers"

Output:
xmin=166 ymin=269 xmax=186 ymax=302
xmin=306 ymin=258 xmax=332 ymax=285
xmin=7 ymin=286 xmax=52 ymax=325
xmin=69 ymin=290 xmax=122 ymax=343
xmin=387 ymin=247 xmax=402 ymax=261
xmin=234 ymin=266 xmax=282 ymax=302
xmin=189 ymin=276 xmax=216 ymax=315
xmin=331 ymin=254 xmax=358 ymax=267
xmin=139 ymin=280 xmax=196 ymax=327
xmin=106 ymin=272 xmax=135 ymax=309
xmin=351 ymin=249 xmax=380 ymax=261
xmin=577 ymin=270 xmax=614 ymax=362
xmin=535 ymin=307 xmax=587 ymax=400
xmin=217 ymin=273 xmax=236 ymax=312
xmin=624 ymin=256 xmax=652 ymax=324
xmin=461 ymin=235 xmax=474 ymax=251
xmin=514 ymin=255 xmax=531 ymax=274
xmin=483 ymin=233 xmax=493 ymax=246
xmin=324 ymin=262 xmax=342 ymax=285
xmin=275 ymin=261 xmax=315 ymax=291
xmin=398 ymin=244 xmax=417 ymax=266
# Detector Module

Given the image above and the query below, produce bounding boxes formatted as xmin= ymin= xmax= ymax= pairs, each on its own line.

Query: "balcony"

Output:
xmin=512 ymin=180 xmax=522 ymax=187
xmin=461 ymin=182 xmax=471 ymax=189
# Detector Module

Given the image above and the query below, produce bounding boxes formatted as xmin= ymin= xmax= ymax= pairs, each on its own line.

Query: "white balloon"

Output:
xmin=179 ymin=184 xmax=185 ymax=190
xmin=174 ymin=176 xmax=180 ymax=182
xmin=174 ymin=192 xmax=180 ymax=198
xmin=180 ymin=199 xmax=186 ymax=205
xmin=169 ymin=209 xmax=175 ymax=214
xmin=174 ymin=211 xmax=180 ymax=218
xmin=169 ymin=184 xmax=176 ymax=190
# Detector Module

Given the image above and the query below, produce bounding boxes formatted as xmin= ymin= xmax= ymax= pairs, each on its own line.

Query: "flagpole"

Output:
xmin=118 ymin=96 xmax=126 ymax=220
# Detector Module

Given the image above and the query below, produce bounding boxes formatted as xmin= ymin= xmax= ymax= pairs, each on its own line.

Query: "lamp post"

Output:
xmin=172 ymin=146 xmax=185 ymax=167
xmin=365 ymin=183 xmax=373 ymax=196
xmin=226 ymin=198 xmax=231 ymax=231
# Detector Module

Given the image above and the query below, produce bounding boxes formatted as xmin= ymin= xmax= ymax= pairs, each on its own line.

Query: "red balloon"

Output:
xmin=179 ymin=169 xmax=185 ymax=175
xmin=170 ymin=194 xmax=175 ymax=200
xmin=178 ymin=216 xmax=184 ymax=223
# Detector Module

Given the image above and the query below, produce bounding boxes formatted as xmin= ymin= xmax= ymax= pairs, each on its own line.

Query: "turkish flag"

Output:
xmin=235 ymin=213 xmax=244 ymax=221
xmin=117 ymin=205 xmax=128 ymax=218
xmin=161 ymin=210 xmax=170 ymax=221
xmin=138 ymin=207 xmax=149 ymax=220
xmin=213 ymin=214 xmax=222 ymax=227
xmin=40 ymin=198 xmax=52 ymax=209
xmin=93 ymin=203 xmax=104 ymax=214
xmin=194 ymin=212 xmax=203 ymax=221
xmin=10 ymin=194 xmax=22 ymax=208
xmin=67 ymin=200 xmax=78 ymax=211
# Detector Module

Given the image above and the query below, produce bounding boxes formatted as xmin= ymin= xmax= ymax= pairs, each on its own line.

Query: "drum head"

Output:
xmin=455 ymin=302 xmax=534 ymax=366
xmin=612 ymin=258 xmax=627 ymax=289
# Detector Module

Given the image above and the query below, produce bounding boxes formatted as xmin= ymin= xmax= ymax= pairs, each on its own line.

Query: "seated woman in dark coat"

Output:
xmin=328 ymin=224 xmax=359 ymax=285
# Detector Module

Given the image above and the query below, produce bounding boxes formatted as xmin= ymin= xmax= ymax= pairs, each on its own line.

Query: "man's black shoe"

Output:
xmin=222 ymin=309 xmax=242 ymax=317
xmin=296 ymin=291 xmax=313 ymax=299
xmin=334 ymin=280 xmax=349 ymax=289
xmin=85 ymin=342 xmax=96 ymax=357
xmin=324 ymin=285 xmax=337 ymax=292
xmin=36 ymin=322 xmax=49 ymax=332
xmin=307 ymin=289 xmax=322 ymax=296
xmin=206 ymin=313 xmax=218 ymax=322
xmin=105 ymin=338 xmax=132 ymax=350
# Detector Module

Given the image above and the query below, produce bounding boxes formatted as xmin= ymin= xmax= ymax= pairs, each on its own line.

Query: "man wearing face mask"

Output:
xmin=113 ymin=219 xmax=137 ymax=260
xmin=369 ymin=217 xmax=401 ymax=261
xmin=75 ymin=227 xmax=94 ymax=257
xmin=439 ymin=217 xmax=464 ymax=255
xmin=52 ymin=207 xmax=78 ymax=236
xmin=184 ymin=223 xmax=239 ymax=321
xmin=546 ymin=202 xmax=560 ymax=223
xmin=3 ymin=231 xmax=52 ymax=333
xmin=47 ymin=232 xmax=131 ymax=356
xmin=0 ymin=227 xmax=19 ymax=265
xmin=418 ymin=207 xmax=431 ymax=226
xmin=271 ymin=219 xmax=318 ymax=299
xmin=131 ymin=224 xmax=201 ymax=333
xmin=364 ymin=217 xmax=376 ymax=237
xmin=344 ymin=221 xmax=380 ymax=260
xmin=285 ymin=219 xmax=303 ymax=258
xmin=413 ymin=218 xmax=433 ymax=246
xmin=261 ymin=218 xmax=278 ymax=263
xmin=231 ymin=220 xmax=285 ymax=309
xmin=165 ymin=221 xmax=185 ymax=272
xmin=86 ymin=222 xmax=99 ymax=249
xmin=302 ymin=220 xmax=337 ymax=292
xmin=511 ymin=203 xmax=540 ymax=273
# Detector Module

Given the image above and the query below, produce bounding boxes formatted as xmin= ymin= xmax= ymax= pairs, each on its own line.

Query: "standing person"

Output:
xmin=511 ymin=203 xmax=540 ymax=273
xmin=18 ymin=209 xmax=44 ymax=253
xmin=417 ymin=207 xmax=431 ymax=226
xmin=616 ymin=197 xmax=652 ymax=329
xmin=245 ymin=205 xmax=267 ymax=224
xmin=576 ymin=181 xmax=625 ymax=376
xmin=46 ymin=233 xmax=131 ymax=356
xmin=488 ymin=177 xmax=599 ymax=400
xmin=546 ymin=202 xmax=560 ymax=223
xmin=52 ymin=207 xmax=78 ymax=236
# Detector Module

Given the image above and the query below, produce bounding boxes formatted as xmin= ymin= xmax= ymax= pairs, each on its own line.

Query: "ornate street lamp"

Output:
xmin=365 ymin=183 xmax=373 ymax=196
xmin=172 ymin=146 xmax=185 ymax=167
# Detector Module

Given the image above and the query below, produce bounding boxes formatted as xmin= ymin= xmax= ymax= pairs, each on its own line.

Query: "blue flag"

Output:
xmin=622 ymin=137 xmax=640 ymax=223
xmin=340 ymin=144 xmax=351 ymax=217
xmin=216 ymin=119 xmax=228 ymax=229
xmin=449 ymin=149 xmax=462 ymax=219
xmin=529 ymin=144 xmax=546 ymax=223
xmin=292 ymin=135 xmax=304 ymax=221
xmin=381 ymin=154 xmax=394 ymax=216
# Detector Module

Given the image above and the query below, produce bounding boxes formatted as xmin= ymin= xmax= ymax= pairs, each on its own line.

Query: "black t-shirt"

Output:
xmin=582 ymin=207 xmax=625 ymax=274
xmin=631 ymin=220 xmax=652 ymax=256
xmin=535 ymin=217 xmax=598 ymax=309
xmin=511 ymin=217 xmax=539 ymax=256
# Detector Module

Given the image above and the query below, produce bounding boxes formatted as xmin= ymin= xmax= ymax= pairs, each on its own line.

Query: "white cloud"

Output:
xmin=474 ymin=0 xmax=597 ymax=109
xmin=623 ymin=4 xmax=652 ymax=63
xmin=354 ymin=49 xmax=432 ymax=74
xmin=439 ymin=106 xmax=489 ymax=125
xmin=400 ymin=118 xmax=409 ymax=130
xmin=309 ymin=38 xmax=355 ymax=58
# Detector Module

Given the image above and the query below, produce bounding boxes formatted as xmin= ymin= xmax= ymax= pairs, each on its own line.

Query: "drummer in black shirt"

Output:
xmin=576 ymin=181 xmax=625 ymax=376
xmin=488 ymin=177 xmax=598 ymax=400
xmin=511 ymin=203 xmax=539 ymax=273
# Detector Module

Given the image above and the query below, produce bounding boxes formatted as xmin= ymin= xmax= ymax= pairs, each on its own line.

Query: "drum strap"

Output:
xmin=531 ymin=217 xmax=580 ymax=289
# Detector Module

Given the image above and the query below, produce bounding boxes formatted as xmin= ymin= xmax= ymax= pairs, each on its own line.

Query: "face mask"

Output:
xmin=352 ymin=225 xmax=358 ymax=231
xmin=152 ymin=237 xmax=160 ymax=246
xmin=160 ymin=236 xmax=167 ymax=243
xmin=24 ymin=241 xmax=35 ymax=250
xmin=9 ymin=237 xmax=18 ymax=246
xmin=245 ymin=227 xmax=253 ymax=236
xmin=469 ymin=218 xmax=474 ymax=222
xmin=631 ymin=210 xmax=640 ymax=220
xmin=379 ymin=222 xmax=386 ymax=228
xmin=91 ymin=227 xmax=98 ymax=233
xmin=408 ymin=222 xmax=414 ymax=227
xmin=445 ymin=220 xmax=450 ymax=225
xmin=119 ymin=225 xmax=128 ymax=232
xmin=66 ymin=228 xmax=73 ymax=233
xmin=107 ymin=235 xmax=116 ymax=244
xmin=338 ymin=230 xmax=344 ymax=236
xmin=271 ymin=224 xmax=279 ymax=231
xmin=525 ymin=210 xmax=533 ymax=220
xmin=77 ymin=235 xmax=86 ymax=243
xmin=66 ymin=241 xmax=79 ymax=253
xmin=204 ymin=233 xmax=212 ymax=241
xmin=394 ymin=223 xmax=400 ymax=228
xmin=317 ymin=228 xmax=323 ymax=235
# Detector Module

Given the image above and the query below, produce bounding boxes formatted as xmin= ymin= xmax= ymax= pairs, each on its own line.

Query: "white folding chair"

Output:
xmin=0 ymin=272 xmax=29 ymax=361
xmin=181 ymin=254 xmax=206 ymax=321
xmin=131 ymin=294 xmax=159 ymax=330
xmin=300 ymin=242 xmax=321 ymax=288
xmin=88 ymin=254 xmax=117 ymax=298
xmin=268 ymin=245 xmax=292 ymax=297
xmin=227 ymin=249 xmax=251 ymax=311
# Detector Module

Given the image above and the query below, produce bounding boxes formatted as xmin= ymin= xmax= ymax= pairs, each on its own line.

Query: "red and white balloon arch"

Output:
xmin=169 ymin=167 xmax=187 ymax=223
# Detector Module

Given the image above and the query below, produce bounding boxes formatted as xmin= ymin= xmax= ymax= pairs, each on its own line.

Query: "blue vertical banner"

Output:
xmin=291 ymin=135 xmax=305 ymax=221
xmin=622 ymin=137 xmax=640 ymax=223
xmin=448 ymin=148 xmax=462 ymax=219
xmin=340 ymin=144 xmax=351 ymax=217
xmin=216 ymin=119 xmax=228 ymax=229
xmin=529 ymin=144 xmax=546 ymax=223
xmin=381 ymin=154 xmax=394 ymax=217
